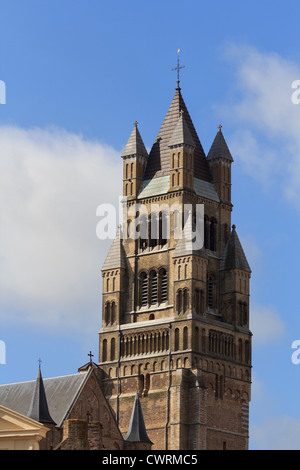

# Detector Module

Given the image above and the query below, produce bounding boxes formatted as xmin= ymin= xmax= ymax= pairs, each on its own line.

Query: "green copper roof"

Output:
xmin=137 ymin=175 xmax=219 ymax=202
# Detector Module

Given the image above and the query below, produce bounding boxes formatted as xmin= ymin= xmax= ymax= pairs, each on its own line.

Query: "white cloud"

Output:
xmin=220 ymin=45 xmax=300 ymax=204
xmin=251 ymin=415 xmax=300 ymax=450
xmin=250 ymin=303 xmax=286 ymax=344
xmin=0 ymin=125 xmax=122 ymax=333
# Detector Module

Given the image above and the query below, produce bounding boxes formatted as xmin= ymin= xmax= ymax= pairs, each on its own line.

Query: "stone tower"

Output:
xmin=98 ymin=83 xmax=252 ymax=450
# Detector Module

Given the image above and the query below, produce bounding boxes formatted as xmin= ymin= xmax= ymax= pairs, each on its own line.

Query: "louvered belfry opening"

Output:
xmin=160 ymin=268 xmax=167 ymax=303
xmin=150 ymin=270 xmax=158 ymax=305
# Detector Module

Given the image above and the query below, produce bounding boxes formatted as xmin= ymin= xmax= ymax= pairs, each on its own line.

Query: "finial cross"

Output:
xmin=172 ymin=48 xmax=185 ymax=88
xmin=88 ymin=351 xmax=94 ymax=362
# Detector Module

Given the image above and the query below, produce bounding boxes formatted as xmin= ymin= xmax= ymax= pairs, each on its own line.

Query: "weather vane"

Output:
xmin=172 ymin=48 xmax=185 ymax=88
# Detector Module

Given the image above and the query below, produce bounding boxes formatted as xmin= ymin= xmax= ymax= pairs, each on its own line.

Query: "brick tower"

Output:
xmin=98 ymin=82 xmax=252 ymax=450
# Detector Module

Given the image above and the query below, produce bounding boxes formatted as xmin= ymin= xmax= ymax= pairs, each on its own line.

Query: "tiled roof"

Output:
xmin=207 ymin=126 xmax=233 ymax=162
xmin=220 ymin=225 xmax=251 ymax=272
xmin=193 ymin=178 xmax=220 ymax=202
xmin=168 ymin=111 xmax=195 ymax=148
xmin=121 ymin=122 xmax=148 ymax=159
xmin=143 ymin=87 xmax=211 ymax=181
xmin=0 ymin=371 xmax=89 ymax=428
xmin=102 ymin=226 xmax=127 ymax=271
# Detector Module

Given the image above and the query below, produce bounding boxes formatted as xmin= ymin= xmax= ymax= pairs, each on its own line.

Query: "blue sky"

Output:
xmin=1 ymin=0 xmax=300 ymax=450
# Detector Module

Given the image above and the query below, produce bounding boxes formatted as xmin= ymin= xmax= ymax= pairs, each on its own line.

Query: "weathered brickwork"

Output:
xmin=98 ymin=86 xmax=252 ymax=450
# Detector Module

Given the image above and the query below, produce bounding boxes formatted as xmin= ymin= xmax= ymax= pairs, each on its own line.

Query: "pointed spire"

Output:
xmin=102 ymin=225 xmax=127 ymax=271
xmin=121 ymin=121 xmax=148 ymax=159
xmin=168 ymin=111 xmax=195 ymax=148
xmin=144 ymin=87 xmax=211 ymax=181
xmin=27 ymin=363 xmax=56 ymax=425
xmin=207 ymin=125 xmax=233 ymax=162
xmin=124 ymin=391 xmax=152 ymax=444
xmin=220 ymin=225 xmax=251 ymax=272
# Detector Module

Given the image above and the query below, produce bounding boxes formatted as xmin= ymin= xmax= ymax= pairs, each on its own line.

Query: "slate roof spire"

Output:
xmin=220 ymin=225 xmax=251 ymax=272
xmin=207 ymin=124 xmax=233 ymax=162
xmin=102 ymin=225 xmax=127 ymax=271
xmin=168 ymin=110 xmax=195 ymax=148
xmin=124 ymin=391 xmax=152 ymax=444
xmin=27 ymin=363 xmax=56 ymax=425
xmin=143 ymin=87 xmax=211 ymax=181
xmin=121 ymin=121 xmax=148 ymax=159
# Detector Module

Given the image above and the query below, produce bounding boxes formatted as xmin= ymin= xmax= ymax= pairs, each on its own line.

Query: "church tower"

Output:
xmin=98 ymin=77 xmax=252 ymax=450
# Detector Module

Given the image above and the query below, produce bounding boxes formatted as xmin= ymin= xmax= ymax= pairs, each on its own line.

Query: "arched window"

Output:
xmin=183 ymin=327 xmax=188 ymax=350
xmin=238 ymin=339 xmax=243 ymax=362
xmin=194 ymin=327 xmax=199 ymax=351
xmin=131 ymin=162 xmax=134 ymax=178
xmin=125 ymin=163 xmax=129 ymax=179
xmin=139 ymin=214 xmax=148 ymax=250
xmin=176 ymin=289 xmax=182 ymax=314
xmin=159 ymin=211 xmax=168 ymax=246
xmin=138 ymin=374 xmax=144 ymax=396
xmin=174 ymin=328 xmax=180 ymax=351
xmin=110 ymin=338 xmax=116 ymax=361
xmin=140 ymin=272 xmax=148 ymax=307
xmin=178 ymin=264 xmax=181 ymax=280
xmin=145 ymin=373 xmax=150 ymax=395
xmin=150 ymin=213 xmax=158 ymax=248
xmin=210 ymin=218 xmax=217 ymax=251
xmin=111 ymin=301 xmax=116 ymax=324
xmin=102 ymin=339 xmax=107 ymax=362
xmin=245 ymin=340 xmax=250 ymax=364
xmin=105 ymin=302 xmax=110 ymax=325
xmin=183 ymin=289 xmax=189 ymax=313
